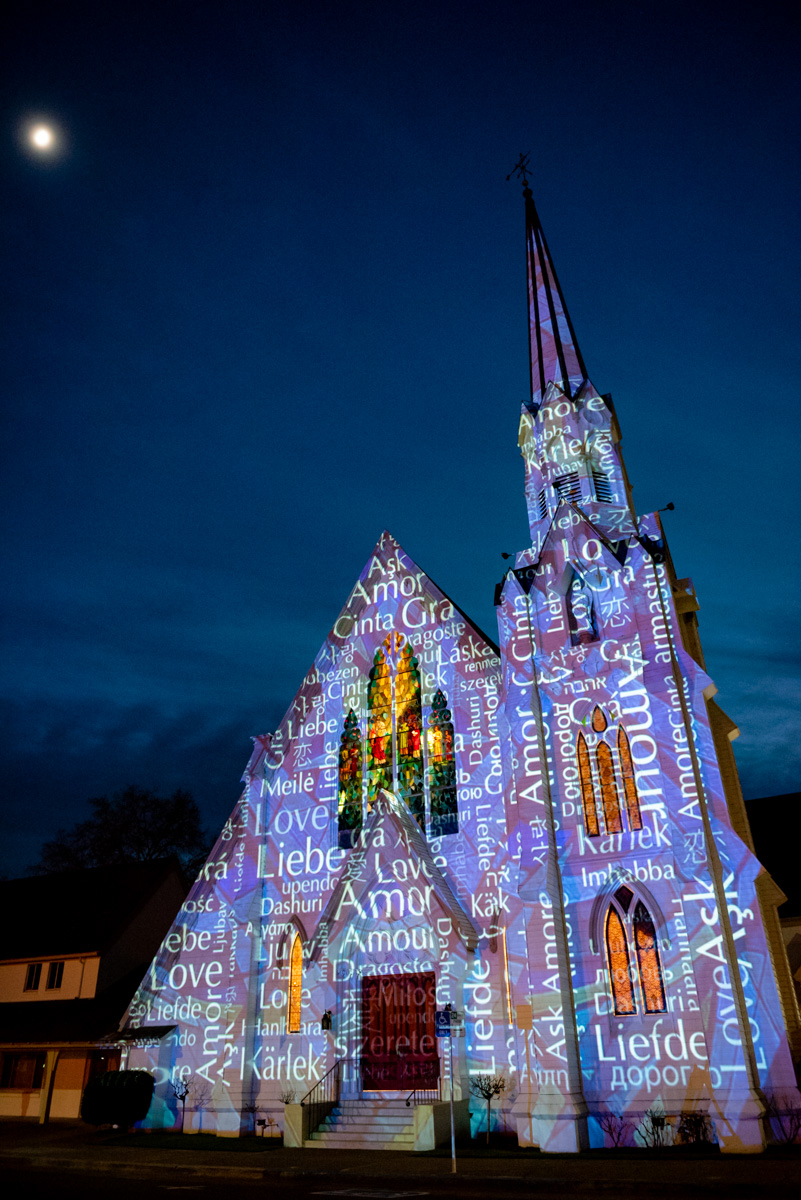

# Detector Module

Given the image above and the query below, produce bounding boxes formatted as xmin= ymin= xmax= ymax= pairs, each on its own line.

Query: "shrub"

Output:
xmin=81 ymin=1069 xmax=155 ymax=1128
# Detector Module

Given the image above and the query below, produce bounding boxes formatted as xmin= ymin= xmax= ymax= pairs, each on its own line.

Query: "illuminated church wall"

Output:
xmin=121 ymin=180 xmax=800 ymax=1152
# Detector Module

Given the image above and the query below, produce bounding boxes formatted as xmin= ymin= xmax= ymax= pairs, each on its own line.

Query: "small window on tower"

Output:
xmin=554 ymin=472 xmax=582 ymax=504
xmin=592 ymin=470 xmax=613 ymax=503
xmin=537 ymin=488 xmax=547 ymax=520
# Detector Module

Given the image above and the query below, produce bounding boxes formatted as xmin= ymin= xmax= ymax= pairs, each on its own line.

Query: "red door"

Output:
xmin=361 ymin=971 xmax=439 ymax=1091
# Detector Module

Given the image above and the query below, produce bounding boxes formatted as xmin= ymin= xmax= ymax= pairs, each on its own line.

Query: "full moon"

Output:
xmin=30 ymin=125 xmax=54 ymax=149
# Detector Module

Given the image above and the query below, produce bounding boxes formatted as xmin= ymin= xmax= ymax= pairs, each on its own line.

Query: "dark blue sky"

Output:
xmin=2 ymin=1 xmax=799 ymax=875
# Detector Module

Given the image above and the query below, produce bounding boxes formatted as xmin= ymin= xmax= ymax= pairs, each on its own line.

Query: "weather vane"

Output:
xmin=506 ymin=152 xmax=531 ymax=188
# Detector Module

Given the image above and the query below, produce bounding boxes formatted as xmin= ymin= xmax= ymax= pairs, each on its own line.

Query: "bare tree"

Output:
xmin=171 ymin=1077 xmax=191 ymax=1133
xmin=763 ymin=1094 xmax=801 ymax=1145
xmin=241 ymin=1100 xmax=261 ymax=1135
xmin=469 ymin=1073 xmax=506 ymax=1144
xmin=677 ymin=1110 xmax=713 ymax=1145
xmin=30 ymin=786 xmax=210 ymax=875
xmin=597 ymin=1109 xmax=632 ymax=1147
xmin=636 ymin=1105 xmax=671 ymax=1148
xmin=279 ymin=1088 xmax=296 ymax=1105
xmin=188 ymin=1078 xmax=213 ymax=1133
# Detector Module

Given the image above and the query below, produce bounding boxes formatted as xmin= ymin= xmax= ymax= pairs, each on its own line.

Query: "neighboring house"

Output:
xmin=0 ymin=858 xmax=186 ymax=1121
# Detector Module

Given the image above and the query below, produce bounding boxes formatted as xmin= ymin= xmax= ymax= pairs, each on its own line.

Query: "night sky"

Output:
xmin=2 ymin=1 xmax=799 ymax=877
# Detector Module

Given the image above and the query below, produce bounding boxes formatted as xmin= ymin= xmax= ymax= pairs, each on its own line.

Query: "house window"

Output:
xmin=46 ymin=961 xmax=64 ymax=991
xmin=337 ymin=632 xmax=459 ymax=847
xmin=0 ymin=1052 xmax=46 ymax=1089
xmin=605 ymin=887 xmax=666 ymax=1016
xmin=287 ymin=934 xmax=303 ymax=1033
xmin=577 ymin=708 xmax=644 ymax=838
xmin=24 ymin=963 xmax=42 ymax=992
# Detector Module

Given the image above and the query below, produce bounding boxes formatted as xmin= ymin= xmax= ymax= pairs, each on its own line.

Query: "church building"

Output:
xmin=121 ymin=174 xmax=800 ymax=1152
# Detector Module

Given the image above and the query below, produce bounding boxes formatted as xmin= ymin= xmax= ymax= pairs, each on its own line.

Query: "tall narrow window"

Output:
xmin=567 ymin=572 xmax=598 ymax=645
xmin=577 ymin=732 xmax=599 ymax=836
xmin=287 ymin=934 xmax=303 ymax=1033
xmin=596 ymin=742 xmax=622 ymax=834
xmin=617 ymin=727 xmax=643 ymax=831
xmin=428 ymin=689 xmax=457 ymax=837
xmin=24 ymin=963 xmax=41 ymax=992
xmin=338 ymin=708 xmax=363 ymax=849
xmin=396 ymin=645 xmax=424 ymax=827
xmin=46 ymin=961 xmax=64 ymax=990
xmin=633 ymin=902 xmax=666 ymax=1013
xmin=605 ymin=905 xmax=636 ymax=1015
xmin=366 ymin=648 xmax=392 ymax=810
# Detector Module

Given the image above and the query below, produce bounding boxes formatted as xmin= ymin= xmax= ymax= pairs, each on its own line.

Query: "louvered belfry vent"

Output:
xmin=554 ymin=472 xmax=582 ymax=504
xmin=593 ymin=470 xmax=612 ymax=503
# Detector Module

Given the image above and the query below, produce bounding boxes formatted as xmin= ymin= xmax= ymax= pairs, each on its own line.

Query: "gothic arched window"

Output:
xmin=633 ymin=901 xmax=666 ymax=1014
xmin=366 ymin=648 xmax=393 ymax=808
xmin=604 ymin=888 xmax=666 ymax=1016
xmin=287 ymin=934 xmax=303 ymax=1033
xmin=428 ymin=689 xmax=457 ymax=838
xmin=396 ymin=645 xmax=424 ymax=826
xmin=617 ymin=726 xmax=643 ymax=831
xmin=596 ymin=742 xmax=622 ymax=834
xmin=577 ymin=732 xmax=599 ymax=837
xmin=605 ymin=903 xmax=636 ymax=1015
xmin=577 ymin=708 xmax=643 ymax=838
xmin=567 ymin=570 xmax=598 ymax=646
xmin=338 ymin=709 xmax=363 ymax=849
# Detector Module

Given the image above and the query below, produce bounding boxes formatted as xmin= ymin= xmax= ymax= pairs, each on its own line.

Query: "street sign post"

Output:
xmin=436 ymin=1008 xmax=459 ymax=1173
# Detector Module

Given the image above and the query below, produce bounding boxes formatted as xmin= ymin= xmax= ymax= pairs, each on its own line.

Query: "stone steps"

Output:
xmin=304 ymin=1100 xmax=416 ymax=1149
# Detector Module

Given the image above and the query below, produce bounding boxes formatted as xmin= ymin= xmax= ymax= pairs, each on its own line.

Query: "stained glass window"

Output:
xmin=338 ymin=708 xmax=363 ymax=849
xmin=605 ymin=905 xmax=636 ymax=1015
xmin=577 ymin=731 xmax=599 ymax=837
xmin=617 ymin=726 xmax=643 ymax=831
xmin=288 ymin=933 xmax=303 ymax=1033
xmin=596 ymin=741 xmax=622 ymax=834
xmin=396 ymin=645 xmax=424 ymax=827
xmin=366 ymin=648 xmax=392 ymax=811
xmin=427 ymin=689 xmax=457 ymax=837
xmin=633 ymin=902 xmax=666 ymax=1013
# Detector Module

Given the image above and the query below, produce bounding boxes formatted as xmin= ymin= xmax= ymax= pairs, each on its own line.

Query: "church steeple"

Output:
xmin=509 ymin=163 xmax=636 ymax=550
xmin=524 ymin=182 xmax=587 ymax=411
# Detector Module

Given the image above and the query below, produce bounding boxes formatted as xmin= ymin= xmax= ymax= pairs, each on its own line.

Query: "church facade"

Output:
xmin=121 ymin=181 xmax=800 ymax=1152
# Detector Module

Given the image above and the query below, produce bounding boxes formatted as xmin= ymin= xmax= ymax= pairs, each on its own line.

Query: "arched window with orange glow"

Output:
xmin=577 ymin=731 xmax=599 ymax=836
xmin=633 ymin=902 xmax=666 ymax=1013
xmin=605 ymin=904 xmax=636 ymax=1015
xmin=617 ymin=726 xmax=643 ymax=831
xmin=596 ymin=741 xmax=622 ymax=833
xmin=287 ymin=934 xmax=303 ymax=1033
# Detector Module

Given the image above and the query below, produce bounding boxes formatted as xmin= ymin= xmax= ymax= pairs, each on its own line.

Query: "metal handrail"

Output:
xmin=405 ymin=1079 xmax=442 ymax=1107
xmin=299 ymin=1057 xmax=343 ymax=1136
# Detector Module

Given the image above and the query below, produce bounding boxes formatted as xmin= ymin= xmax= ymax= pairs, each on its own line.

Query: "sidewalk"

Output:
xmin=1 ymin=1118 xmax=799 ymax=1191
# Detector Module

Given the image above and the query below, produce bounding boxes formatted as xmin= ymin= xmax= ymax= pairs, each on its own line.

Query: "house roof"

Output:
xmin=0 ymin=858 xmax=184 ymax=961
xmin=0 ymin=964 xmax=157 ymax=1046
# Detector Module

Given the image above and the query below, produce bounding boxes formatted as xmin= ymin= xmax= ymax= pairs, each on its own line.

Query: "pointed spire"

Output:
xmin=524 ymin=183 xmax=587 ymax=410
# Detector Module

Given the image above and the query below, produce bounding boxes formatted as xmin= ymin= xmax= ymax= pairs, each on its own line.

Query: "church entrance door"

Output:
xmin=361 ymin=971 xmax=439 ymax=1091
